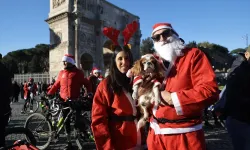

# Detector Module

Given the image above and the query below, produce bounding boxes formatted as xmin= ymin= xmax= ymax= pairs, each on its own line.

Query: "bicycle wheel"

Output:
xmin=32 ymin=99 xmax=39 ymax=113
xmin=24 ymin=113 xmax=52 ymax=150
xmin=5 ymin=127 xmax=37 ymax=147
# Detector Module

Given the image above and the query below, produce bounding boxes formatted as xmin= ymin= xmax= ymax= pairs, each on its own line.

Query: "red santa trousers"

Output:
xmin=147 ymin=128 xmax=206 ymax=150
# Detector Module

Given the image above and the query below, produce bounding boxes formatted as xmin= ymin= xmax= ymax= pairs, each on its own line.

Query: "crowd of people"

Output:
xmin=1 ymin=21 xmax=250 ymax=150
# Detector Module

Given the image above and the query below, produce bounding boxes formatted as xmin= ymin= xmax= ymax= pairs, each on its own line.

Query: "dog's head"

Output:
xmin=131 ymin=54 xmax=165 ymax=78
xmin=141 ymin=55 xmax=157 ymax=73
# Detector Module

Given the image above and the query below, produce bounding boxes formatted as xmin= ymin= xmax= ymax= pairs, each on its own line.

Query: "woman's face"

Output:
xmin=115 ymin=51 xmax=130 ymax=74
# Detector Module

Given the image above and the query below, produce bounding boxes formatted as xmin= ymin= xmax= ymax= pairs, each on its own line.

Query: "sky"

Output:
xmin=0 ymin=0 xmax=250 ymax=57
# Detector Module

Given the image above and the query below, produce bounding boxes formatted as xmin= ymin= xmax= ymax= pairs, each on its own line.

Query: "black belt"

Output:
xmin=153 ymin=115 xmax=201 ymax=124
xmin=109 ymin=115 xmax=137 ymax=122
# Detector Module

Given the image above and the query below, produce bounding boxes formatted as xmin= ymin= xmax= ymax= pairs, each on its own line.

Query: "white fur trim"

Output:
xmin=152 ymin=104 xmax=158 ymax=116
xmin=134 ymin=119 xmax=142 ymax=147
xmin=153 ymin=81 xmax=161 ymax=88
xmin=123 ymin=89 xmax=141 ymax=146
xmin=150 ymin=119 xmax=203 ymax=134
xmin=171 ymin=92 xmax=183 ymax=115
xmin=152 ymin=26 xmax=172 ymax=36
xmin=134 ymin=79 xmax=143 ymax=86
xmin=123 ymin=89 xmax=137 ymax=116
xmin=93 ymin=70 xmax=101 ymax=73
xmin=62 ymin=56 xmax=75 ymax=64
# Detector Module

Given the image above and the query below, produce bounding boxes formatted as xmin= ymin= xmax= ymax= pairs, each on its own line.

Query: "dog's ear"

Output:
xmin=131 ymin=59 xmax=142 ymax=76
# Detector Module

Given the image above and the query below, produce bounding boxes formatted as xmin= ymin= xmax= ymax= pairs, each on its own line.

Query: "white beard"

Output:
xmin=154 ymin=35 xmax=185 ymax=65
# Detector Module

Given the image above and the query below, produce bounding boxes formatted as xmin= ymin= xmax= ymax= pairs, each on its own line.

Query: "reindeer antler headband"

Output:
xmin=102 ymin=21 xmax=139 ymax=51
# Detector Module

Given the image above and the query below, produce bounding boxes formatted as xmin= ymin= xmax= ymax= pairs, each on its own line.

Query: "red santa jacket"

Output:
xmin=150 ymin=48 xmax=219 ymax=135
xmin=23 ymin=82 xmax=37 ymax=99
xmin=91 ymin=78 xmax=142 ymax=150
xmin=48 ymin=67 xmax=92 ymax=101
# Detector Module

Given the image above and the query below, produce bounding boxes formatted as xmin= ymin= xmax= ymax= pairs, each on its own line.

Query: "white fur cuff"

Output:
xmin=153 ymin=82 xmax=161 ymax=88
xmin=171 ymin=92 xmax=183 ymax=115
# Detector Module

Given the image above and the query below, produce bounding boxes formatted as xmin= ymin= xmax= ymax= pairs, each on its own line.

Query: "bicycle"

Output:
xmin=1 ymin=127 xmax=38 ymax=150
xmin=22 ymin=93 xmax=39 ymax=114
xmin=37 ymin=93 xmax=61 ymax=116
xmin=24 ymin=97 xmax=94 ymax=150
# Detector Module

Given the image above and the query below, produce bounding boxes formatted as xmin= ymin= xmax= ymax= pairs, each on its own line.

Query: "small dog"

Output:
xmin=127 ymin=54 xmax=165 ymax=130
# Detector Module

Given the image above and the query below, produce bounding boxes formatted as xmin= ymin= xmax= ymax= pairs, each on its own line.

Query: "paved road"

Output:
xmin=7 ymin=98 xmax=233 ymax=150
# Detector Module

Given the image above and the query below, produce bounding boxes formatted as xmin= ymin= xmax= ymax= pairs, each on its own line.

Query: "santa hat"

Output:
xmin=62 ymin=54 xmax=75 ymax=65
xmin=151 ymin=23 xmax=179 ymax=37
xmin=92 ymin=67 xmax=101 ymax=74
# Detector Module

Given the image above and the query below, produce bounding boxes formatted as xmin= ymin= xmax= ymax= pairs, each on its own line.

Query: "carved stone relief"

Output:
xmin=78 ymin=0 xmax=86 ymax=9
xmin=97 ymin=5 xmax=103 ymax=14
xmin=79 ymin=31 xmax=95 ymax=48
xmin=53 ymin=0 xmax=66 ymax=9
xmin=79 ymin=23 xmax=94 ymax=34
xmin=86 ymin=0 xmax=96 ymax=13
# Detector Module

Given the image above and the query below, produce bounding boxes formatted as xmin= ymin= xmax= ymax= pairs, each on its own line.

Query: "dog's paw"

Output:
xmin=137 ymin=118 xmax=147 ymax=131
xmin=132 ymin=92 xmax=138 ymax=100
xmin=154 ymin=99 xmax=161 ymax=106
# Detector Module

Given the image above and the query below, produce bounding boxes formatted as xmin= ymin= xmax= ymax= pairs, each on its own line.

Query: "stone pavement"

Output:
xmin=8 ymin=98 xmax=233 ymax=150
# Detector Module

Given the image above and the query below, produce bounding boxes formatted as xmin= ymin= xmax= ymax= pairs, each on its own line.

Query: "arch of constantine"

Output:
xmin=46 ymin=0 xmax=141 ymax=77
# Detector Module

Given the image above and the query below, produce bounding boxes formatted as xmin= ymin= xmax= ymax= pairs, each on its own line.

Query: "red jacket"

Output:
xmin=23 ymin=82 xmax=37 ymax=99
xmin=150 ymin=48 xmax=219 ymax=134
xmin=91 ymin=78 xmax=143 ymax=150
xmin=48 ymin=67 xmax=92 ymax=101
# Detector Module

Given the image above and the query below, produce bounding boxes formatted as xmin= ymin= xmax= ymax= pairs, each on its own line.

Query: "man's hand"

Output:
xmin=160 ymin=91 xmax=173 ymax=105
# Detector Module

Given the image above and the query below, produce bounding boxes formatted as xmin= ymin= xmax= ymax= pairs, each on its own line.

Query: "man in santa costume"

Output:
xmin=88 ymin=67 xmax=104 ymax=94
xmin=147 ymin=23 xmax=219 ymax=150
xmin=48 ymin=54 xmax=92 ymax=150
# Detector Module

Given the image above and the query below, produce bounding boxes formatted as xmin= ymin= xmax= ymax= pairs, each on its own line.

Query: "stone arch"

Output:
xmin=80 ymin=53 xmax=93 ymax=75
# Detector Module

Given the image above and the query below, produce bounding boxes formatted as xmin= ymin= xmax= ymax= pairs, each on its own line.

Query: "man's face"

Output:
xmin=245 ymin=51 xmax=250 ymax=62
xmin=63 ymin=61 xmax=73 ymax=68
xmin=152 ymin=29 xmax=172 ymax=43
xmin=94 ymin=72 xmax=100 ymax=77
xmin=152 ymin=28 xmax=185 ymax=64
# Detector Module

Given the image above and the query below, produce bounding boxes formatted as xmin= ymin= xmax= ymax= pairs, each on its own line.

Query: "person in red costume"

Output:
xmin=146 ymin=22 xmax=219 ymax=150
xmin=91 ymin=21 xmax=146 ymax=150
xmin=47 ymin=54 xmax=92 ymax=150
xmin=21 ymin=78 xmax=37 ymax=113
xmin=88 ymin=67 xmax=104 ymax=94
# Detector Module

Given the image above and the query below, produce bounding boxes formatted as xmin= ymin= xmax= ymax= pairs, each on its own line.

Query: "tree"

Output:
xmin=186 ymin=41 xmax=197 ymax=48
xmin=140 ymin=37 xmax=154 ymax=55
xmin=196 ymin=42 xmax=233 ymax=70
xmin=2 ymin=44 xmax=50 ymax=73
xmin=230 ymin=48 xmax=246 ymax=55
xmin=28 ymin=55 xmax=41 ymax=73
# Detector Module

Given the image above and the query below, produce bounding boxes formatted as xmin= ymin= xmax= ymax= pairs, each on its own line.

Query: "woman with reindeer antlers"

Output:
xmin=91 ymin=21 xmax=146 ymax=150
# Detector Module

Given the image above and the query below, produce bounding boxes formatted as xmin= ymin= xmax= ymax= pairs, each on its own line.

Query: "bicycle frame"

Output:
xmin=55 ymin=107 xmax=72 ymax=136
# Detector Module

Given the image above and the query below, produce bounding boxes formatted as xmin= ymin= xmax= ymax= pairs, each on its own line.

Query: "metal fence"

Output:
xmin=14 ymin=73 xmax=50 ymax=84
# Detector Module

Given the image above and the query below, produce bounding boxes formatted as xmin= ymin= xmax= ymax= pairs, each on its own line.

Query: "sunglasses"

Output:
xmin=151 ymin=30 xmax=171 ymax=42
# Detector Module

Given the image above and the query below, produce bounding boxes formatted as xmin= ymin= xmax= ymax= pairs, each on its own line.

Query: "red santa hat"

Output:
xmin=151 ymin=23 xmax=179 ymax=37
xmin=62 ymin=54 xmax=75 ymax=65
xmin=92 ymin=67 xmax=101 ymax=74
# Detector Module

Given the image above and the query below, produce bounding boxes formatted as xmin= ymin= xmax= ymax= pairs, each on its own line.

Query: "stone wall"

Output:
xmin=46 ymin=0 xmax=141 ymax=78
